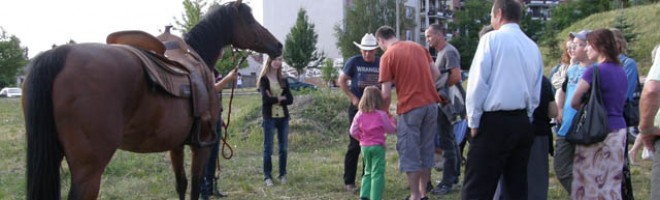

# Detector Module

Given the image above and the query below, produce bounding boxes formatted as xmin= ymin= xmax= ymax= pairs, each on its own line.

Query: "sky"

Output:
xmin=0 ymin=0 xmax=187 ymax=58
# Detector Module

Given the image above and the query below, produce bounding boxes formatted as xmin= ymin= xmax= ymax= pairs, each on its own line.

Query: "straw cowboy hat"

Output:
xmin=353 ymin=33 xmax=378 ymax=51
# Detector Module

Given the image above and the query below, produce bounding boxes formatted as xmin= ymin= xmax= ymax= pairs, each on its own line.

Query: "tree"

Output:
xmin=0 ymin=28 xmax=27 ymax=88
xmin=283 ymin=8 xmax=323 ymax=79
xmin=448 ymin=0 xmax=492 ymax=70
xmin=612 ymin=11 xmax=638 ymax=55
xmin=215 ymin=46 xmax=250 ymax=76
xmin=175 ymin=0 xmax=207 ymax=34
xmin=519 ymin=5 xmax=545 ymax=42
xmin=334 ymin=0 xmax=415 ymax=60
xmin=320 ymin=58 xmax=338 ymax=87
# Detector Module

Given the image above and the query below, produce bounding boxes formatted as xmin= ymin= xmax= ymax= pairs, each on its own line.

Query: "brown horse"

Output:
xmin=23 ymin=1 xmax=281 ymax=200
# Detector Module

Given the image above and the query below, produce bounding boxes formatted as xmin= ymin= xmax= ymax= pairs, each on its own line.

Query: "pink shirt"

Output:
xmin=349 ymin=110 xmax=396 ymax=146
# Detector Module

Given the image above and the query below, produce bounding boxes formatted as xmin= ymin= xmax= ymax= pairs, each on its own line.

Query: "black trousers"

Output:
xmin=344 ymin=105 xmax=361 ymax=185
xmin=461 ymin=110 xmax=534 ymax=200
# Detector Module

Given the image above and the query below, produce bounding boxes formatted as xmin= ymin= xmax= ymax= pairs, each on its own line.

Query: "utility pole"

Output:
xmin=396 ymin=0 xmax=400 ymax=38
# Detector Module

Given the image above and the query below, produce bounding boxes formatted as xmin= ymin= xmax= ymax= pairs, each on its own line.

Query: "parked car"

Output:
xmin=287 ymin=77 xmax=317 ymax=91
xmin=0 ymin=87 xmax=22 ymax=97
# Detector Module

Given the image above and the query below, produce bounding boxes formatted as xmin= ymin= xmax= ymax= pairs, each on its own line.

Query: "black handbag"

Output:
xmin=622 ymin=133 xmax=635 ymax=200
xmin=566 ymin=66 xmax=609 ymax=145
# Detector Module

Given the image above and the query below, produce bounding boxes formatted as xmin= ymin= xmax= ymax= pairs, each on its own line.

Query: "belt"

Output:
xmin=484 ymin=109 xmax=526 ymax=115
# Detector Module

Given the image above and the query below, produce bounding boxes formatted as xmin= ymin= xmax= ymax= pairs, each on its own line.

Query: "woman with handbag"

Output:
xmin=569 ymin=28 xmax=628 ymax=199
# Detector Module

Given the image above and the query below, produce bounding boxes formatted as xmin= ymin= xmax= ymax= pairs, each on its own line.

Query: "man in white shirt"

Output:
xmin=640 ymin=44 xmax=660 ymax=199
xmin=462 ymin=0 xmax=543 ymax=199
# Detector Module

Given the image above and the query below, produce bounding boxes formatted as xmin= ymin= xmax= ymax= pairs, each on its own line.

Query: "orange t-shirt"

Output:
xmin=379 ymin=41 xmax=441 ymax=114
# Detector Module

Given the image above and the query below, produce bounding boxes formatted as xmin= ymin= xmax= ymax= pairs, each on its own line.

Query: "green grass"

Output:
xmin=545 ymin=3 xmax=660 ymax=75
xmin=0 ymin=90 xmax=653 ymax=199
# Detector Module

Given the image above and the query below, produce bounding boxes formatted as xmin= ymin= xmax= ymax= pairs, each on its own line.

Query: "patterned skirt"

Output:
xmin=571 ymin=128 xmax=626 ymax=200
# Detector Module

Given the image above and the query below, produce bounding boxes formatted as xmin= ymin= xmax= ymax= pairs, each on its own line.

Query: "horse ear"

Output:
xmin=235 ymin=0 xmax=242 ymax=6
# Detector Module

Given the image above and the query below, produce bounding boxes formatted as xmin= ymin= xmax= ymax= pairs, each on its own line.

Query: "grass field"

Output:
xmin=0 ymin=89 xmax=654 ymax=199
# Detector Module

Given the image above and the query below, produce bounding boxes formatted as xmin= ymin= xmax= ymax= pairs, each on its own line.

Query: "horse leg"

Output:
xmin=64 ymin=147 xmax=116 ymax=200
xmin=170 ymin=146 xmax=187 ymax=200
xmin=190 ymin=146 xmax=210 ymax=200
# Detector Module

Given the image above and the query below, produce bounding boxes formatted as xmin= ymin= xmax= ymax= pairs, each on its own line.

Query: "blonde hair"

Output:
xmin=257 ymin=55 xmax=284 ymax=88
xmin=358 ymin=86 xmax=383 ymax=113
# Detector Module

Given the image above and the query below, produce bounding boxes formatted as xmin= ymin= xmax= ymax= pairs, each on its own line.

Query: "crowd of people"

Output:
xmin=201 ymin=0 xmax=660 ymax=199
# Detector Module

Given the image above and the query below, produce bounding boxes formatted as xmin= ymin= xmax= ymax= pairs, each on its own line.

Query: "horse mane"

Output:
xmin=185 ymin=2 xmax=250 ymax=70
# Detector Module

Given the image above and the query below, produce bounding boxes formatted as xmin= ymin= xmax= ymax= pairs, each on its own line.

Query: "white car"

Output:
xmin=0 ymin=87 xmax=22 ymax=97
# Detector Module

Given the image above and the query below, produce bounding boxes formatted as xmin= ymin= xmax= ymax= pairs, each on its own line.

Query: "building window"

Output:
xmin=406 ymin=6 xmax=414 ymax=19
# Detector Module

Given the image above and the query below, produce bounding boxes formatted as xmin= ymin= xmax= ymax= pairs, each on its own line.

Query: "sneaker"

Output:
xmin=279 ymin=176 xmax=287 ymax=184
xmin=431 ymin=184 xmax=453 ymax=196
xmin=264 ymin=178 xmax=274 ymax=187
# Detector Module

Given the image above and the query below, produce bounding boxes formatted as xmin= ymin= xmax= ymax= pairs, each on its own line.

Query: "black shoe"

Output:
xmin=431 ymin=184 xmax=453 ymax=196
xmin=403 ymin=195 xmax=429 ymax=200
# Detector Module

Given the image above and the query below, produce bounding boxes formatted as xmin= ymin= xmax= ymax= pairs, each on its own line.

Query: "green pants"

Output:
xmin=360 ymin=146 xmax=386 ymax=200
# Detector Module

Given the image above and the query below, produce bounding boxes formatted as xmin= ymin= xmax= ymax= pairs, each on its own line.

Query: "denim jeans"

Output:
xmin=553 ymin=137 xmax=574 ymax=194
xmin=262 ymin=117 xmax=289 ymax=180
xmin=436 ymin=108 xmax=460 ymax=187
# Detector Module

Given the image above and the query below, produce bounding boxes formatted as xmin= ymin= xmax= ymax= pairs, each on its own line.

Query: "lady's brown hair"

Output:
xmin=586 ymin=29 xmax=620 ymax=66
xmin=610 ymin=28 xmax=627 ymax=55
xmin=358 ymin=86 xmax=383 ymax=113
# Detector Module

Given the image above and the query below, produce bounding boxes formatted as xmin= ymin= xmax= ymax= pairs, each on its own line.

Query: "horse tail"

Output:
xmin=24 ymin=46 xmax=72 ymax=200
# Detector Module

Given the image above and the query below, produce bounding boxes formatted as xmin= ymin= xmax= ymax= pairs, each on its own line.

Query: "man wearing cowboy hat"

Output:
xmin=338 ymin=33 xmax=381 ymax=193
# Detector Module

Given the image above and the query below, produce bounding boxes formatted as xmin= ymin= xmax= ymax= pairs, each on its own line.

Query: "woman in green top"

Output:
xmin=257 ymin=56 xmax=294 ymax=186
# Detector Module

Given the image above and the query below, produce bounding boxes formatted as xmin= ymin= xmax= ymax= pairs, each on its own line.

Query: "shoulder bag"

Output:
xmin=566 ymin=66 xmax=609 ymax=145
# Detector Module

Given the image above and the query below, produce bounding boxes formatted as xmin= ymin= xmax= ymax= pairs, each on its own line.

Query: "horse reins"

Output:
xmin=218 ymin=48 xmax=247 ymax=162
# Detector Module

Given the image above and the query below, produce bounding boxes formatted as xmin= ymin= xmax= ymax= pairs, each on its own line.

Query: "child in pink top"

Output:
xmin=350 ymin=86 xmax=396 ymax=200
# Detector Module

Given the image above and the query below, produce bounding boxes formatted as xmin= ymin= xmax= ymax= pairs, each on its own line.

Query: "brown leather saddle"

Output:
xmin=107 ymin=29 xmax=218 ymax=147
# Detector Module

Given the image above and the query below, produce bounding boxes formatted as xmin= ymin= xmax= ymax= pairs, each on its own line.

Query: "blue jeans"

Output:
xmin=436 ymin=108 xmax=460 ymax=187
xmin=262 ymin=117 xmax=289 ymax=180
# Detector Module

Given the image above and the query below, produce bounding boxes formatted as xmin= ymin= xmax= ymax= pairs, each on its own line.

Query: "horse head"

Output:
xmin=225 ymin=0 xmax=282 ymax=58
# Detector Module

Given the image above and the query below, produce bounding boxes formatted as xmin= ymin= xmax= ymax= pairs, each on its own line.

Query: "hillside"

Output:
xmin=550 ymin=3 xmax=660 ymax=74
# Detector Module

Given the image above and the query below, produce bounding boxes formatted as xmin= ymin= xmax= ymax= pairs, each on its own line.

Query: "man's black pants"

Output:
xmin=461 ymin=110 xmax=534 ymax=200
xmin=344 ymin=105 xmax=361 ymax=185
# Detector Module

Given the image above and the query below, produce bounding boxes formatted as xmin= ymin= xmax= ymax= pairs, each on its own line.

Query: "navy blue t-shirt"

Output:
xmin=342 ymin=55 xmax=380 ymax=98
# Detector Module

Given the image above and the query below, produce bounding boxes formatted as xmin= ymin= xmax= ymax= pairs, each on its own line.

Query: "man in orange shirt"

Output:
xmin=375 ymin=25 xmax=441 ymax=200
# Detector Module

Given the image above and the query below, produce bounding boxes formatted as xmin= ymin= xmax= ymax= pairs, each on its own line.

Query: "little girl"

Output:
xmin=349 ymin=86 xmax=396 ymax=200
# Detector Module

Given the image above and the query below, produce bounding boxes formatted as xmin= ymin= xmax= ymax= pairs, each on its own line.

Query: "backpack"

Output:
xmin=623 ymin=78 xmax=641 ymax=126
xmin=622 ymin=57 xmax=642 ymax=127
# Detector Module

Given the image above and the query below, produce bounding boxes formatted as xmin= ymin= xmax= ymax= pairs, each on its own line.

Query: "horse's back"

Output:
xmin=51 ymin=43 xmax=193 ymax=153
